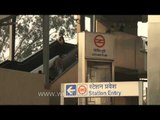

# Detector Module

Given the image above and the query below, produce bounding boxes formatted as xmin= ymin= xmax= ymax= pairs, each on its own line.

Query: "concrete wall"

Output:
xmin=114 ymin=32 xmax=144 ymax=71
xmin=96 ymin=20 xmax=145 ymax=71
xmin=114 ymin=32 xmax=136 ymax=69
xmin=148 ymin=15 xmax=160 ymax=104
xmin=49 ymin=64 xmax=78 ymax=105
xmin=0 ymin=68 xmax=50 ymax=105
xmin=0 ymin=63 xmax=78 ymax=105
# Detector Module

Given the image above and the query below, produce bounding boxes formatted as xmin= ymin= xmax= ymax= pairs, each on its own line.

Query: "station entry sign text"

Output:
xmin=63 ymin=82 xmax=139 ymax=98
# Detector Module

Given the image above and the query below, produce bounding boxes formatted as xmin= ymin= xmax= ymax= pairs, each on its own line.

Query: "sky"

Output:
xmin=137 ymin=21 xmax=148 ymax=37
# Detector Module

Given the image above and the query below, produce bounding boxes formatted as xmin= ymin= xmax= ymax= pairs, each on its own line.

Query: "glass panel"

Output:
xmin=87 ymin=61 xmax=112 ymax=105
xmin=85 ymin=16 xmax=91 ymax=32
xmin=0 ymin=21 xmax=10 ymax=63
xmin=15 ymin=15 xmax=43 ymax=62
xmin=14 ymin=15 xmax=77 ymax=62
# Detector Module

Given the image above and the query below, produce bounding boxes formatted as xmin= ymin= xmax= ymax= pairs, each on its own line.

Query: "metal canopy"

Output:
xmin=0 ymin=15 xmax=16 ymax=25
xmin=0 ymin=15 xmax=11 ymax=20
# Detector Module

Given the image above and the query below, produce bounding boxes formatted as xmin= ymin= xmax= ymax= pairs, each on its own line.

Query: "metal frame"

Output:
xmin=138 ymin=81 xmax=143 ymax=105
xmin=43 ymin=15 xmax=50 ymax=85
xmin=9 ymin=16 xmax=16 ymax=61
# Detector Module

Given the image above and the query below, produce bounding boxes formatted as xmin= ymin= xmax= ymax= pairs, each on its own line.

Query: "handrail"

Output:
xmin=49 ymin=47 xmax=78 ymax=83
xmin=50 ymin=61 xmax=78 ymax=84
xmin=0 ymin=42 xmax=77 ymax=72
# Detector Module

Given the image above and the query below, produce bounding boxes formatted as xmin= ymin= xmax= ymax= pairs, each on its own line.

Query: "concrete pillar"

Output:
xmin=76 ymin=15 xmax=81 ymax=33
xmin=9 ymin=17 xmax=16 ymax=61
xmin=92 ymin=15 xmax=96 ymax=32
xmin=43 ymin=15 xmax=49 ymax=86
xmin=147 ymin=15 xmax=160 ymax=105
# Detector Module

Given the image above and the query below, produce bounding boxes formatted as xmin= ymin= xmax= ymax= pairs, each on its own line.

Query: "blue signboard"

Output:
xmin=66 ymin=85 xmax=76 ymax=96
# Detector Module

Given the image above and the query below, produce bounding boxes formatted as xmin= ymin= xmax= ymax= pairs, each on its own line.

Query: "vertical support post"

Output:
xmin=148 ymin=15 xmax=160 ymax=104
xmin=78 ymin=32 xmax=86 ymax=105
xmin=60 ymin=84 xmax=64 ymax=105
xmin=92 ymin=15 xmax=96 ymax=32
xmin=112 ymin=62 xmax=115 ymax=82
xmin=139 ymin=81 xmax=143 ymax=105
xmin=111 ymin=62 xmax=115 ymax=105
xmin=43 ymin=15 xmax=50 ymax=85
xmin=80 ymin=15 xmax=85 ymax=32
xmin=9 ymin=16 xmax=16 ymax=61
xmin=145 ymin=87 xmax=147 ymax=105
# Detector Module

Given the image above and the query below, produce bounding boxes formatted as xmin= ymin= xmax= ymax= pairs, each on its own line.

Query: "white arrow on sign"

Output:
xmin=67 ymin=86 xmax=75 ymax=95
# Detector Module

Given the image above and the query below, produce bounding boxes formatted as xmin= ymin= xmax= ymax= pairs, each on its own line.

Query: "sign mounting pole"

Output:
xmin=60 ymin=84 xmax=64 ymax=105
xmin=139 ymin=81 xmax=143 ymax=105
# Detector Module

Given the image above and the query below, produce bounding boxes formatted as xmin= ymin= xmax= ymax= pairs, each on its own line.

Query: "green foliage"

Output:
xmin=0 ymin=15 xmax=77 ymax=63
xmin=0 ymin=25 xmax=10 ymax=63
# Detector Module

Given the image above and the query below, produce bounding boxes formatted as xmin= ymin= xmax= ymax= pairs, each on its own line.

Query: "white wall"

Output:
xmin=0 ymin=68 xmax=50 ymax=105
xmin=148 ymin=15 xmax=160 ymax=104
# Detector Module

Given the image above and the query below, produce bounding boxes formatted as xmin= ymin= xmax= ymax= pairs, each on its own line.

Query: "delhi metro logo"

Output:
xmin=94 ymin=35 xmax=105 ymax=48
xmin=78 ymin=85 xmax=87 ymax=95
